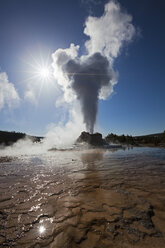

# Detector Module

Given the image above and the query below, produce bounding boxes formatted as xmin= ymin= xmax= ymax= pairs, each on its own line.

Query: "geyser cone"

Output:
xmin=77 ymin=131 xmax=107 ymax=146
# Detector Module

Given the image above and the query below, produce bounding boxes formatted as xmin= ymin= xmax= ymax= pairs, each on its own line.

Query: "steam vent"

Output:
xmin=77 ymin=131 xmax=107 ymax=146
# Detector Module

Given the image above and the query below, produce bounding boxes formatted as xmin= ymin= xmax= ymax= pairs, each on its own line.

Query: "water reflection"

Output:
xmin=81 ymin=149 xmax=104 ymax=166
xmin=0 ymin=147 xmax=165 ymax=247
xmin=80 ymin=149 xmax=105 ymax=208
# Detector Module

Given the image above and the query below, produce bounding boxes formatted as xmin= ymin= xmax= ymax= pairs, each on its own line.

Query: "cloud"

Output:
xmin=24 ymin=88 xmax=37 ymax=105
xmin=51 ymin=1 xmax=136 ymax=133
xmin=84 ymin=0 xmax=136 ymax=61
xmin=0 ymin=72 xmax=20 ymax=110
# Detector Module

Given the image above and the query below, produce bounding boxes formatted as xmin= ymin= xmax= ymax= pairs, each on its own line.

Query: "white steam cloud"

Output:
xmin=84 ymin=0 xmax=135 ymax=60
xmin=0 ymin=72 xmax=20 ymax=110
xmin=0 ymin=105 xmax=85 ymax=156
xmin=52 ymin=0 xmax=136 ymax=133
xmin=45 ymin=106 xmax=85 ymax=148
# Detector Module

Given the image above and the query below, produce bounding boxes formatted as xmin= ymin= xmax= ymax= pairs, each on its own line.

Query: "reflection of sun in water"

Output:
xmin=39 ymin=225 xmax=46 ymax=234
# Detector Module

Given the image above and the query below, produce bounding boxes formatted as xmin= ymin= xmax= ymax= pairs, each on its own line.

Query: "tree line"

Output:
xmin=105 ymin=131 xmax=165 ymax=146
xmin=0 ymin=130 xmax=42 ymax=146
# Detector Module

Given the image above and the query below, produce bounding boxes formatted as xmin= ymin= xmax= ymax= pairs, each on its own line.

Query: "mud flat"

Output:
xmin=0 ymin=147 xmax=165 ymax=247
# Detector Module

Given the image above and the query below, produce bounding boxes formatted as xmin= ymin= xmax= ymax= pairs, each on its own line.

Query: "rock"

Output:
xmin=77 ymin=131 xmax=107 ymax=146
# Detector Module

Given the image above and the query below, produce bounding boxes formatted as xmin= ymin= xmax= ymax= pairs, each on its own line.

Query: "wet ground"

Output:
xmin=0 ymin=147 xmax=165 ymax=247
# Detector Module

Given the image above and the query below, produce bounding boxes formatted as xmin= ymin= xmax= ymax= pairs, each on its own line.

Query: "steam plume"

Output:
xmin=63 ymin=53 xmax=114 ymax=133
xmin=52 ymin=0 xmax=136 ymax=133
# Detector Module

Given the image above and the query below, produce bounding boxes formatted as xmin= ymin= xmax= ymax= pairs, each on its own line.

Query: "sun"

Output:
xmin=37 ymin=66 xmax=50 ymax=80
xmin=23 ymin=51 xmax=53 ymax=83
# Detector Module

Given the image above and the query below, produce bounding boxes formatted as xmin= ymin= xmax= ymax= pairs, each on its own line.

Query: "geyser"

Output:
xmin=52 ymin=0 xmax=136 ymax=134
xmin=63 ymin=53 xmax=113 ymax=133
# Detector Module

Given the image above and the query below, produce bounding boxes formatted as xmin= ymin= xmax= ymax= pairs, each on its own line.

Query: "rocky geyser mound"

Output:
xmin=77 ymin=131 xmax=107 ymax=146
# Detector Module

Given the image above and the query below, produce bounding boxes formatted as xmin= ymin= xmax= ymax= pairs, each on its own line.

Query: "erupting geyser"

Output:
xmin=52 ymin=47 xmax=117 ymax=134
xmin=63 ymin=53 xmax=114 ymax=134
xmin=52 ymin=0 xmax=136 ymax=133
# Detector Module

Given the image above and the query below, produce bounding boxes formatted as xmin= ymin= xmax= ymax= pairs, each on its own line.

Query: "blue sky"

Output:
xmin=0 ymin=0 xmax=164 ymax=136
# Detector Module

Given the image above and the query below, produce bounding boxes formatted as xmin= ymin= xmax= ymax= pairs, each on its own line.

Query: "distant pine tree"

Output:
xmin=163 ymin=131 xmax=165 ymax=143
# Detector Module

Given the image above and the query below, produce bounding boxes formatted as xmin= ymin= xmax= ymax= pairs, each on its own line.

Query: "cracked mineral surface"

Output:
xmin=0 ymin=147 xmax=165 ymax=247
